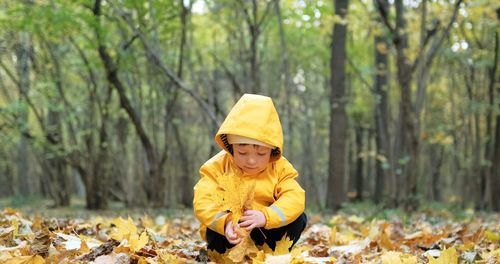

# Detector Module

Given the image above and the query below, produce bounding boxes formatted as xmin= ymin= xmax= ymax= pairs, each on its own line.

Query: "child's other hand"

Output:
xmin=239 ymin=210 xmax=266 ymax=231
xmin=224 ymin=221 xmax=242 ymax=244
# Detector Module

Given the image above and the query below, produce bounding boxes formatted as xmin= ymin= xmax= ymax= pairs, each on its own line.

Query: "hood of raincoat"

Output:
xmin=215 ymin=94 xmax=283 ymax=162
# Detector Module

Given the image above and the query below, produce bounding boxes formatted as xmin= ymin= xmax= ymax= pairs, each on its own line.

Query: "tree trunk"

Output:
xmin=15 ymin=32 xmax=31 ymax=196
xmin=327 ymin=0 xmax=349 ymax=210
xmin=249 ymin=0 xmax=260 ymax=94
xmin=483 ymin=9 xmax=499 ymax=209
xmin=173 ymin=122 xmax=193 ymax=208
xmin=490 ymin=8 xmax=500 ymax=211
xmin=373 ymin=0 xmax=392 ymax=205
xmin=354 ymin=126 xmax=364 ymax=201
xmin=492 ymin=115 xmax=500 ymax=211
xmin=93 ymin=0 xmax=163 ymax=207
xmin=46 ymin=110 xmax=70 ymax=207
xmin=274 ymin=0 xmax=294 ymax=161
xmin=429 ymin=144 xmax=444 ymax=201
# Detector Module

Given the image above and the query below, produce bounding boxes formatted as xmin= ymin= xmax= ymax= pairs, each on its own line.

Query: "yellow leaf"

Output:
xmin=3 ymin=208 xmax=19 ymax=215
xmin=251 ymin=250 xmax=266 ymax=263
xmin=110 ymin=217 xmax=137 ymax=241
xmin=329 ymin=215 xmax=343 ymax=225
xmin=347 ymin=215 xmax=364 ymax=224
xmin=114 ymin=245 xmax=130 ymax=254
xmin=485 ymin=229 xmax=500 ymax=242
xmin=158 ymin=251 xmax=180 ymax=262
xmin=4 ymin=255 xmax=45 ymax=264
xmin=129 ymin=231 xmax=148 ymax=252
xmin=381 ymin=251 xmax=417 ymax=264
xmin=428 ymin=247 xmax=458 ymax=264
xmin=481 ymin=248 xmax=500 ymax=260
xmin=376 ymin=43 xmax=388 ymax=54
xmin=380 ymin=229 xmax=395 ymax=250
xmin=216 ymin=173 xmax=256 ymax=224
xmin=137 ymin=256 xmax=148 ymax=264
xmin=77 ymin=240 xmax=89 ymax=253
xmin=31 ymin=217 xmax=43 ymax=231
xmin=11 ymin=219 xmax=19 ymax=237
xmin=208 ymin=249 xmax=233 ymax=264
xmin=274 ymin=235 xmax=294 ymax=255
xmin=228 ymin=236 xmax=258 ymax=262
xmin=458 ymin=241 xmax=475 ymax=251
xmin=262 ymin=242 xmax=273 ymax=255
xmin=329 ymin=226 xmax=337 ymax=245
xmin=140 ymin=215 xmax=154 ymax=229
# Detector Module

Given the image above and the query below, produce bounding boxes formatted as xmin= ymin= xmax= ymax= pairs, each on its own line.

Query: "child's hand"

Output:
xmin=224 ymin=221 xmax=242 ymax=244
xmin=239 ymin=210 xmax=266 ymax=231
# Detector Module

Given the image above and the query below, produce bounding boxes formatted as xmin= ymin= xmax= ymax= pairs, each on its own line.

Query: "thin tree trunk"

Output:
xmin=15 ymin=32 xmax=31 ymax=196
xmin=93 ymin=0 xmax=163 ymax=207
xmin=327 ymin=0 xmax=349 ymax=210
xmin=429 ymin=144 xmax=444 ymax=201
xmin=490 ymin=8 xmax=500 ymax=211
xmin=354 ymin=127 xmax=364 ymax=201
xmin=274 ymin=0 xmax=294 ymax=160
xmin=46 ymin=110 xmax=70 ymax=207
xmin=373 ymin=0 xmax=393 ymax=205
xmin=492 ymin=114 xmax=500 ymax=211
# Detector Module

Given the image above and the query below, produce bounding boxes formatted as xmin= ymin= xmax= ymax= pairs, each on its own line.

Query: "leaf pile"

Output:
xmin=0 ymin=207 xmax=498 ymax=263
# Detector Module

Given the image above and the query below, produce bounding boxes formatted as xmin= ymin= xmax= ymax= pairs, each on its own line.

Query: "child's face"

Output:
xmin=233 ymin=144 xmax=272 ymax=175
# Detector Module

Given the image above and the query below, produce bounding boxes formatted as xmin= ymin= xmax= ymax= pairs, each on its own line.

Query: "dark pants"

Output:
xmin=206 ymin=213 xmax=307 ymax=253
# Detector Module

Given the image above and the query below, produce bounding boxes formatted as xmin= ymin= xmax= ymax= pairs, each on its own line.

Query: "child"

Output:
xmin=193 ymin=93 xmax=307 ymax=254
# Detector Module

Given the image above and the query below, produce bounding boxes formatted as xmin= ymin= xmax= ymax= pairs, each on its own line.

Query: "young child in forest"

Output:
xmin=193 ymin=93 xmax=307 ymax=255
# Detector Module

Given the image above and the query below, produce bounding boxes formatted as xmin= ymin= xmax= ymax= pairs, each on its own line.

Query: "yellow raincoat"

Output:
xmin=193 ymin=94 xmax=305 ymax=240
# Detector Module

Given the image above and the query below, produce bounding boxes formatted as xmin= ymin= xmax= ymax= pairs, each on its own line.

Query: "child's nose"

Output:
xmin=247 ymin=157 xmax=256 ymax=164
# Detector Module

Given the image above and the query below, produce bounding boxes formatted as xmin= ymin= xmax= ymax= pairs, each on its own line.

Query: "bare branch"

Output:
xmin=120 ymin=12 xmax=220 ymax=126
xmin=411 ymin=0 xmax=463 ymax=73
xmin=375 ymin=0 xmax=394 ymax=34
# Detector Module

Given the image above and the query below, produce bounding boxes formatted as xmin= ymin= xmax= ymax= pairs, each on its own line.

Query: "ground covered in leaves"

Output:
xmin=0 ymin=206 xmax=498 ymax=263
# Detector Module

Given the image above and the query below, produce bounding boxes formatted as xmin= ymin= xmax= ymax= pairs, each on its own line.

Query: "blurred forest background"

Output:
xmin=0 ymin=0 xmax=498 ymax=212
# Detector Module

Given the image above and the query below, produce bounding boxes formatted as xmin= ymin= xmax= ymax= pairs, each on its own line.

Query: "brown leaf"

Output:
xmin=29 ymin=230 xmax=51 ymax=257
xmin=77 ymin=239 xmax=120 ymax=261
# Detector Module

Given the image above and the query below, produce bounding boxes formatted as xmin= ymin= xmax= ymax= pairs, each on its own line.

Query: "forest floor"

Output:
xmin=0 ymin=197 xmax=498 ymax=263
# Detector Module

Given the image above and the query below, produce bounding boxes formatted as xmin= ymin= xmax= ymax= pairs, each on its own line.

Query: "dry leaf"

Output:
xmin=381 ymin=251 xmax=417 ymax=264
xmin=228 ymin=236 xmax=258 ymax=263
xmin=216 ymin=173 xmax=256 ymax=225
xmin=3 ymin=255 xmax=45 ymax=264
xmin=110 ymin=217 xmax=138 ymax=241
xmin=427 ymin=247 xmax=458 ymax=264
xmin=274 ymin=235 xmax=294 ymax=255
xmin=128 ymin=231 xmax=148 ymax=252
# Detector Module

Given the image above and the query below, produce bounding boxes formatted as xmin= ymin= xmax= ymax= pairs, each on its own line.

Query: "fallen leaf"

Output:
xmin=484 ymin=230 xmax=499 ymax=242
xmin=329 ymin=237 xmax=370 ymax=254
xmin=427 ymin=247 xmax=458 ymax=264
xmin=128 ymin=231 xmax=148 ymax=252
xmin=3 ymin=255 xmax=45 ymax=264
xmin=274 ymin=234 xmax=294 ymax=255
xmin=381 ymin=251 xmax=417 ymax=264
xmin=110 ymin=217 xmax=137 ymax=241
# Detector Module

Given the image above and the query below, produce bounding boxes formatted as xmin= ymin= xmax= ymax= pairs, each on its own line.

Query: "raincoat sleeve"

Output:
xmin=261 ymin=159 xmax=305 ymax=229
xmin=193 ymin=164 xmax=231 ymax=236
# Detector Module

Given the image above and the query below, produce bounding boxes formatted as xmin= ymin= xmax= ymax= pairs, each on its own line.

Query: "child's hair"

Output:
xmin=220 ymin=134 xmax=281 ymax=158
